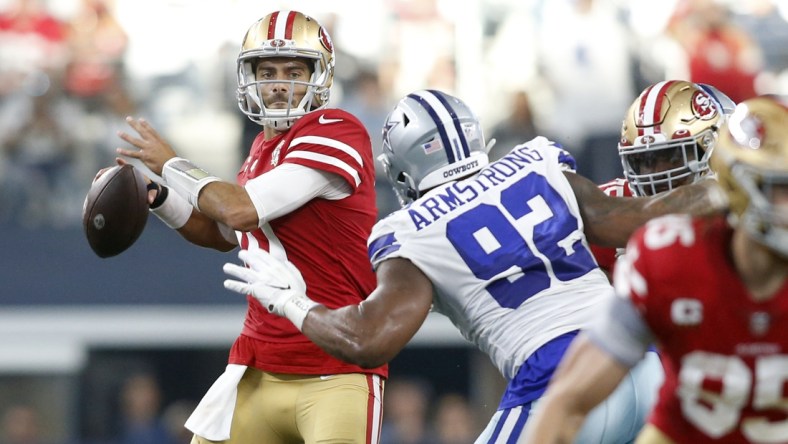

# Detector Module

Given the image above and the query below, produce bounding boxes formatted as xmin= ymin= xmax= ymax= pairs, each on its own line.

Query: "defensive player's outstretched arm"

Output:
xmin=523 ymin=335 xmax=630 ymax=444
xmin=302 ymin=258 xmax=434 ymax=368
xmin=564 ymin=171 xmax=727 ymax=248
xmin=223 ymin=249 xmax=434 ymax=369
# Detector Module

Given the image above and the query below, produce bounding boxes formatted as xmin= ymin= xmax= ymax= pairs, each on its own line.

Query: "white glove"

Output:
xmin=223 ymin=248 xmax=319 ymax=330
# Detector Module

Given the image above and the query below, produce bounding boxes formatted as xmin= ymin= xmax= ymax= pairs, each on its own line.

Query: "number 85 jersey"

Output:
xmin=367 ymin=137 xmax=611 ymax=380
xmin=614 ymin=214 xmax=788 ymax=443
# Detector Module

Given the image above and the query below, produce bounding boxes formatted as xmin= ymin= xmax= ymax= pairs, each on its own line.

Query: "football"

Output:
xmin=82 ymin=164 xmax=149 ymax=258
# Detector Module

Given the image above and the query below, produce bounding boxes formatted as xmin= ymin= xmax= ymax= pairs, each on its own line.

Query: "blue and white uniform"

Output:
xmin=368 ymin=137 xmax=661 ymax=444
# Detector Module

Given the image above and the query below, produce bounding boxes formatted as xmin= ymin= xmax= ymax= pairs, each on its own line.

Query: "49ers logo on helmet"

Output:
xmin=318 ymin=26 xmax=333 ymax=53
xmin=691 ymin=91 xmax=718 ymax=120
xmin=638 ymin=135 xmax=656 ymax=145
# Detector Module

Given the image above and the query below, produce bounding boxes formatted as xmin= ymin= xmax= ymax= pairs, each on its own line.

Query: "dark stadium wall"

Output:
xmin=1 ymin=217 xmax=232 ymax=305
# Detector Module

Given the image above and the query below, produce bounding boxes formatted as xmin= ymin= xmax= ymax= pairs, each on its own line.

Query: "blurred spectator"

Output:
xmin=0 ymin=0 xmax=100 ymax=228
xmin=387 ymin=0 xmax=454 ymax=98
xmin=64 ymin=0 xmax=128 ymax=108
xmin=340 ymin=68 xmax=391 ymax=158
xmin=433 ymin=393 xmax=479 ymax=444
xmin=667 ymin=0 xmax=762 ymax=102
xmin=0 ymin=74 xmax=82 ymax=227
xmin=117 ymin=372 xmax=176 ymax=444
xmin=425 ymin=54 xmax=457 ymax=93
xmin=0 ymin=0 xmax=68 ymax=96
xmin=161 ymin=399 xmax=197 ymax=444
xmin=732 ymin=0 xmax=788 ymax=93
xmin=63 ymin=0 xmax=136 ymax=181
xmin=380 ymin=378 xmax=437 ymax=444
xmin=1 ymin=404 xmax=49 ymax=444
xmin=535 ymin=0 xmax=636 ymax=183
xmin=339 ymin=67 xmax=399 ymax=219
xmin=114 ymin=0 xmax=205 ymax=130
xmin=488 ymin=90 xmax=538 ymax=161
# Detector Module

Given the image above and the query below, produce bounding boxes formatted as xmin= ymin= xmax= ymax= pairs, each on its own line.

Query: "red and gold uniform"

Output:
xmin=234 ymin=108 xmax=384 ymax=377
xmin=616 ymin=215 xmax=788 ymax=443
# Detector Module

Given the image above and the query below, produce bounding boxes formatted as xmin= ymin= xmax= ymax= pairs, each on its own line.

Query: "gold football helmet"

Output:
xmin=237 ymin=11 xmax=335 ymax=129
xmin=711 ymin=95 xmax=788 ymax=257
xmin=619 ymin=80 xmax=727 ymax=196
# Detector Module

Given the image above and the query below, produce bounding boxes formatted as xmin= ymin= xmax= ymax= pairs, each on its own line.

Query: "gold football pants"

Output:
xmin=192 ymin=368 xmax=385 ymax=444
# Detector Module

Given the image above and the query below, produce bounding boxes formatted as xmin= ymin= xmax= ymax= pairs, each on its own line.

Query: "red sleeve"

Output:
xmin=590 ymin=244 xmax=617 ymax=275
xmin=282 ymin=109 xmax=373 ymax=192
xmin=614 ymin=227 xmax=652 ymax=317
xmin=598 ymin=178 xmax=633 ymax=197
xmin=590 ymin=178 xmax=632 ymax=275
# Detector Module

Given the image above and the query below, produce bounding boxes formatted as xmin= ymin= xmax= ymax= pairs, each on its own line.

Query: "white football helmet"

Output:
xmin=618 ymin=80 xmax=733 ymax=196
xmin=379 ymin=90 xmax=489 ymax=206
xmin=237 ymin=11 xmax=335 ymax=129
xmin=711 ymin=95 xmax=788 ymax=257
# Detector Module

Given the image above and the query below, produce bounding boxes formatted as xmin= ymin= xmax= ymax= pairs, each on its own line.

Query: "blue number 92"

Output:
xmin=446 ymin=173 xmax=597 ymax=308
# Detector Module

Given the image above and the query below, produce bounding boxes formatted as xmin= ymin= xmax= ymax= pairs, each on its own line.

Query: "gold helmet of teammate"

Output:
xmin=711 ymin=95 xmax=788 ymax=257
xmin=619 ymin=80 xmax=731 ymax=196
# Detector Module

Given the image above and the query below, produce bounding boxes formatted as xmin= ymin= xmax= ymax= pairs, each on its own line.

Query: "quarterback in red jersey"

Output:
xmin=590 ymin=80 xmax=733 ymax=279
xmin=524 ymin=95 xmax=788 ymax=443
xmin=113 ymin=10 xmax=384 ymax=444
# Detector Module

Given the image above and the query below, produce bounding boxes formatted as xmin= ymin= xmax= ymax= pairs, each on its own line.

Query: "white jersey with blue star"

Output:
xmin=368 ymin=137 xmax=612 ymax=380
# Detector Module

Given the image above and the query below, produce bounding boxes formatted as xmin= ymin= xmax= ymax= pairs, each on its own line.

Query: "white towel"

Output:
xmin=185 ymin=364 xmax=247 ymax=440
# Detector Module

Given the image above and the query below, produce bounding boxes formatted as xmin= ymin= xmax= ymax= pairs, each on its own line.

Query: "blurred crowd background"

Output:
xmin=1 ymin=0 xmax=787 ymax=442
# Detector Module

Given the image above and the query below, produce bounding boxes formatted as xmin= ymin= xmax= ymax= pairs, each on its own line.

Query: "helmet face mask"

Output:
xmin=380 ymin=90 xmax=490 ymax=207
xmin=733 ymin=163 xmax=788 ymax=236
xmin=377 ymin=152 xmax=419 ymax=207
xmin=620 ymin=131 xmax=714 ymax=196
xmin=619 ymin=80 xmax=729 ymax=196
xmin=237 ymin=11 xmax=335 ymax=129
xmin=711 ymin=96 xmax=788 ymax=257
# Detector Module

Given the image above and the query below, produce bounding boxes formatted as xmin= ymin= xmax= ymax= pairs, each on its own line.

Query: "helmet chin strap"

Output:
xmin=404 ymin=173 xmax=419 ymax=200
xmin=393 ymin=172 xmax=419 ymax=207
xmin=484 ymin=138 xmax=497 ymax=153
xmin=264 ymin=118 xmax=294 ymax=130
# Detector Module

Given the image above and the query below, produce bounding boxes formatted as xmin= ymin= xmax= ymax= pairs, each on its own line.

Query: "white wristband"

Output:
xmin=282 ymin=294 xmax=320 ymax=331
xmin=150 ymin=186 xmax=192 ymax=229
xmin=162 ymin=157 xmax=221 ymax=211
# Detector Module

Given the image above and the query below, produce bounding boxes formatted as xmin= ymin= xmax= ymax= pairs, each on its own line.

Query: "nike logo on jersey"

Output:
xmin=319 ymin=114 xmax=343 ymax=124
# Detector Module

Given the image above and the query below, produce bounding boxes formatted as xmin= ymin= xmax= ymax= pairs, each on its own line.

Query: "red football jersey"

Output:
xmin=230 ymin=108 xmax=386 ymax=378
xmin=589 ymin=178 xmax=633 ymax=275
xmin=618 ymin=214 xmax=788 ymax=443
